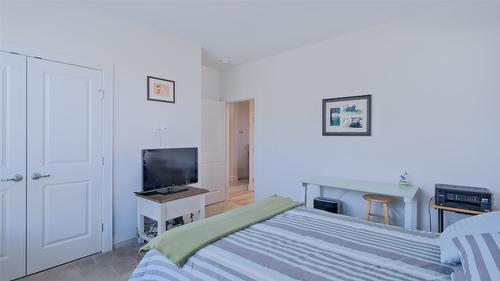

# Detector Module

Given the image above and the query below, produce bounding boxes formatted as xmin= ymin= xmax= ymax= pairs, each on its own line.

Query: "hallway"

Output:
xmin=205 ymin=189 xmax=255 ymax=217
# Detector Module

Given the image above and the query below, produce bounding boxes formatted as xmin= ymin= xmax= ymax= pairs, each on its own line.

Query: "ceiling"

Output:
xmin=84 ymin=1 xmax=451 ymax=70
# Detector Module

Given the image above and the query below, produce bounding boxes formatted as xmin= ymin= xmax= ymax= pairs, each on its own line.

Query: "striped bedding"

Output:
xmin=130 ymin=207 xmax=454 ymax=281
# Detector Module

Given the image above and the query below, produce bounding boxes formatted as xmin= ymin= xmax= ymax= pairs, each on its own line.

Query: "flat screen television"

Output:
xmin=142 ymin=147 xmax=198 ymax=192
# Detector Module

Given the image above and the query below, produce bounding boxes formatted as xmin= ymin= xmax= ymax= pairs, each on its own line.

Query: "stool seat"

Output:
xmin=362 ymin=194 xmax=392 ymax=204
xmin=363 ymin=193 xmax=392 ymax=225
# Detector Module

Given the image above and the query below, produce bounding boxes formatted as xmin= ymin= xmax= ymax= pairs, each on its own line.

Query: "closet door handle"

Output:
xmin=32 ymin=172 xmax=51 ymax=180
xmin=1 ymin=174 xmax=24 ymax=182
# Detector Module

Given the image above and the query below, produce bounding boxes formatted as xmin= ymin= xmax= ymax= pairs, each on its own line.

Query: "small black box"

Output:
xmin=314 ymin=197 xmax=343 ymax=214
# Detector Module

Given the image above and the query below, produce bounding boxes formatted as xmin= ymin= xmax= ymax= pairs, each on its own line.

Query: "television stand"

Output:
xmin=134 ymin=186 xmax=208 ymax=243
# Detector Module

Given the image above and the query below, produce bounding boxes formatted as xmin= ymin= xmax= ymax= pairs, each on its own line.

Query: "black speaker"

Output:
xmin=314 ymin=197 xmax=343 ymax=214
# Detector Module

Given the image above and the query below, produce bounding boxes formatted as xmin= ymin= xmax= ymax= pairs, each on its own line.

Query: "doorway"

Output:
xmin=202 ymin=99 xmax=255 ymax=217
xmin=226 ymin=100 xmax=255 ymax=198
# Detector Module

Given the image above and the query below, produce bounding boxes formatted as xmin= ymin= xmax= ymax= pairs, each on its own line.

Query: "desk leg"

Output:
xmin=302 ymin=183 xmax=308 ymax=207
xmin=404 ymin=197 xmax=418 ymax=230
xmin=438 ymin=209 xmax=444 ymax=233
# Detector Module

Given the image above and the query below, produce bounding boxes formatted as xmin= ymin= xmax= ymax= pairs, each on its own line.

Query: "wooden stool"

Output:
xmin=363 ymin=193 xmax=392 ymax=225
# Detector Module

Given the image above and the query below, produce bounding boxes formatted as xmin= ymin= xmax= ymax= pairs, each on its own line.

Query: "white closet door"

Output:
xmin=0 ymin=53 xmax=27 ymax=281
xmin=26 ymin=58 xmax=103 ymax=274
xmin=201 ymin=99 xmax=226 ymax=205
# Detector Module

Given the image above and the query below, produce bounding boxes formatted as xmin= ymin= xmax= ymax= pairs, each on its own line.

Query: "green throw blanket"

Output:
xmin=139 ymin=195 xmax=302 ymax=267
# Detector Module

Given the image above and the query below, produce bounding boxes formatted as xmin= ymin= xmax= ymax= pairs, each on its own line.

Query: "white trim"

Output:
xmin=223 ymin=96 xmax=255 ymax=103
xmin=248 ymin=99 xmax=255 ymax=191
xmin=228 ymin=175 xmax=238 ymax=185
xmin=1 ymin=42 xmax=114 ymax=252
xmin=225 ymin=103 xmax=231 ymax=200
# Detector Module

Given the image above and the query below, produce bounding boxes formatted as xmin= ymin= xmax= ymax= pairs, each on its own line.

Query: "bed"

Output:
xmin=130 ymin=206 xmax=456 ymax=281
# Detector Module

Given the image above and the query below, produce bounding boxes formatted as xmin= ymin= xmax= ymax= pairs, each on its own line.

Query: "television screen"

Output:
xmin=142 ymin=148 xmax=198 ymax=192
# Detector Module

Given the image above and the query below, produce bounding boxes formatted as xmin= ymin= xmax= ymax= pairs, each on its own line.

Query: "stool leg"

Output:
xmin=365 ymin=201 xmax=372 ymax=221
xmin=384 ymin=203 xmax=390 ymax=225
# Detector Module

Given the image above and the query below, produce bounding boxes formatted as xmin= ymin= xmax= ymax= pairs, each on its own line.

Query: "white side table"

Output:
xmin=135 ymin=186 xmax=208 ymax=243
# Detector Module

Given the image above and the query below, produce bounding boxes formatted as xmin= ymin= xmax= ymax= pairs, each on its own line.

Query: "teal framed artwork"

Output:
xmin=322 ymin=95 xmax=371 ymax=136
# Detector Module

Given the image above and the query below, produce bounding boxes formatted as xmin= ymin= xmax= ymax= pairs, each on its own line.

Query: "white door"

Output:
xmin=201 ymin=99 xmax=226 ymax=205
xmin=26 ymin=58 xmax=103 ymax=274
xmin=0 ymin=52 xmax=27 ymax=281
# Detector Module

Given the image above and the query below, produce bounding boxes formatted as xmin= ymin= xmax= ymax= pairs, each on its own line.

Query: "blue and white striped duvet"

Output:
xmin=130 ymin=207 xmax=454 ymax=281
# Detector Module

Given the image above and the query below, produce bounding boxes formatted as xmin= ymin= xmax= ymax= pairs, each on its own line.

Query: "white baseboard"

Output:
xmin=230 ymin=184 xmax=248 ymax=193
xmin=229 ymin=176 xmax=238 ymax=185
xmin=113 ymin=237 xmax=137 ymax=249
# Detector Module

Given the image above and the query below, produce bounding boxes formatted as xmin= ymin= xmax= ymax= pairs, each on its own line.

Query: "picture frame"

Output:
xmin=147 ymin=76 xmax=175 ymax=103
xmin=322 ymin=95 xmax=371 ymax=136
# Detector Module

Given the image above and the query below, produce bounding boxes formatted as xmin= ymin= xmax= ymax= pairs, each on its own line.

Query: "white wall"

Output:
xmin=222 ymin=2 xmax=500 ymax=231
xmin=202 ymin=66 xmax=222 ymax=100
xmin=1 ymin=2 xmax=202 ymax=243
xmin=0 ymin=1 xmax=3 ymax=42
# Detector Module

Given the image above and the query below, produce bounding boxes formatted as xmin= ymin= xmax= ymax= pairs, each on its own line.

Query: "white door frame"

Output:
xmin=248 ymin=100 xmax=255 ymax=191
xmin=224 ymin=98 xmax=255 ymax=199
xmin=0 ymin=43 xmax=114 ymax=252
xmin=224 ymin=103 xmax=233 ymax=200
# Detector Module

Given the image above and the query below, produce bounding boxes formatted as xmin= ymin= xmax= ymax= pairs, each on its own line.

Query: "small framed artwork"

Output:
xmin=147 ymin=76 xmax=175 ymax=103
xmin=322 ymin=95 xmax=371 ymax=136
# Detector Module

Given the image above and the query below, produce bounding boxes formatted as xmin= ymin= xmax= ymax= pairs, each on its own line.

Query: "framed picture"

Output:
xmin=147 ymin=76 xmax=175 ymax=103
xmin=322 ymin=95 xmax=371 ymax=136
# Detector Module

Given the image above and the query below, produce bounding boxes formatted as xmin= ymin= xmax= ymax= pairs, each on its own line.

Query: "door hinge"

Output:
xmin=102 ymin=224 xmax=104 ymax=232
xmin=98 ymin=89 xmax=104 ymax=100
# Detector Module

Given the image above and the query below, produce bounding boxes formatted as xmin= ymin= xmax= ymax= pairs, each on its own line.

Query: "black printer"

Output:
xmin=435 ymin=184 xmax=493 ymax=212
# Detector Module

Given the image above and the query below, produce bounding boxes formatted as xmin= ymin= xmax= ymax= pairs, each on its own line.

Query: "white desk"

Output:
xmin=301 ymin=176 xmax=419 ymax=230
